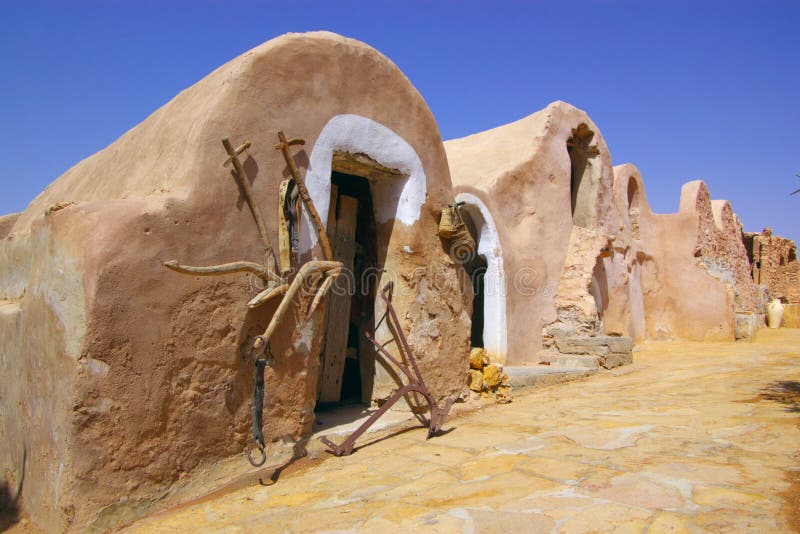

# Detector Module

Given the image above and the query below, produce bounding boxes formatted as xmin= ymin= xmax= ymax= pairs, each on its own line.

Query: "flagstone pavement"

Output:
xmin=123 ymin=329 xmax=800 ymax=533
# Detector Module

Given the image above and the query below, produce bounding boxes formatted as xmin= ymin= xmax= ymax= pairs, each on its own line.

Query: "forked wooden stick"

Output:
xmin=307 ymin=267 xmax=341 ymax=319
xmin=257 ymin=260 xmax=341 ymax=343
xmin=248 ymin=283 xmax=289 ymax=309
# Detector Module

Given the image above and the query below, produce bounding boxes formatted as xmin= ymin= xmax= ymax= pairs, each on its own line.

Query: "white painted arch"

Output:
xmin=299 ymin=114 xmax=427 ymax=255
xmin=455 ymin=192 xmax=508 ymax=361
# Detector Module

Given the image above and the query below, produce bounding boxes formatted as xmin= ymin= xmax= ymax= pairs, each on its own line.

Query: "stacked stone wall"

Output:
xmin=681 ymin=183 xmax=757 ymax=313
xmin=745 ymin=229 xmax=800 ymax=304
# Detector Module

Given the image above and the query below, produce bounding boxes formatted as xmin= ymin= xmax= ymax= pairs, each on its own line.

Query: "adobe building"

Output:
xmin=744 ymin=228 xmax=800 ymax=304
xmin=743 ymin=228 xmax=800 ymax=326
xmin=0 ymin=32 xmax=471 ymax=532
xmin=0 ymin=31 xmax=765 ymax=530
xmin=445 ymin=105 xmax=759 ymax=367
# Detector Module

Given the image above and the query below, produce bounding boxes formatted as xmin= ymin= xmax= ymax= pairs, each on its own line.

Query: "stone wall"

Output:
xmin=679 ymin=182 xmax=757 ymax=314
xmin=744 ymin=228 xmax=800 ymax=304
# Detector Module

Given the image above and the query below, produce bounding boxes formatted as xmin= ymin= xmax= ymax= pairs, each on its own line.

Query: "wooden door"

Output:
xmin=318 ymin=194 xmax=359 ymax=402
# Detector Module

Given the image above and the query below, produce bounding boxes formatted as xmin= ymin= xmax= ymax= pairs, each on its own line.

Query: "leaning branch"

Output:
xmin=163 ymin=260 xmax=282 ymax=283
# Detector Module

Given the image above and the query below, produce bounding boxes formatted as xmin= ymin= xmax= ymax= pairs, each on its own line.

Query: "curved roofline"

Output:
xmin=9 ymin=31 xmax=438 ymax=235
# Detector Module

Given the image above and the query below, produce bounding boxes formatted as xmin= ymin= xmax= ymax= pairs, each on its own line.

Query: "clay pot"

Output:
xmin=767 ymin=299 xmax=784 ymax=329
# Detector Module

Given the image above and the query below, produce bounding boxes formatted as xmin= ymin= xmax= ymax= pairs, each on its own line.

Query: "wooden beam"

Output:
xmin=319 ymin=195 xmax=359 ymax=403
xmin=331 ymin=150 xmax=403 ymax=181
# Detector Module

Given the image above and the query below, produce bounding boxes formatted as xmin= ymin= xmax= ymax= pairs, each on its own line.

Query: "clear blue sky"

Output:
xmin=1 ymin=1 xmax=798 ymax=243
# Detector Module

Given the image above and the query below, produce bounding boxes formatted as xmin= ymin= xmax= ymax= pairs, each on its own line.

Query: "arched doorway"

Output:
xmin=454 ymin=193 xmax=508 ymax=362
xmin=301 ymin=115 xmax=427 ymax=410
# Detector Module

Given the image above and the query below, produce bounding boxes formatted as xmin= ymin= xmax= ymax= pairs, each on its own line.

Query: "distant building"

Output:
xmin=744 ymin=228 xmax=800 ymax=304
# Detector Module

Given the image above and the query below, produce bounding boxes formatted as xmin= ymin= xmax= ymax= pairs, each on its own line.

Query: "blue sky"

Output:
xmin=1 ymin=1 xmax=798 ymax=243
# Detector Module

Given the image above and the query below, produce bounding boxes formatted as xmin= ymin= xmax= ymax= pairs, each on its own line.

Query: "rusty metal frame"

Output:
xmin=320 ymin=282 xmax=455 ymax=456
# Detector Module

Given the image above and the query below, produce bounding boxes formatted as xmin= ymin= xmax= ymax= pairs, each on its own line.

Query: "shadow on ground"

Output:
xmin=759 ymin=381 xmax=800 ymax=413
xmin=345 ymin=424 xmax=456 ymax=455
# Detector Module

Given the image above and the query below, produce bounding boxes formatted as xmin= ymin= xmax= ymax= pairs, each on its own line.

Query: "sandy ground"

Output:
xmin=7 ymin=329 xmax=800 ymax=533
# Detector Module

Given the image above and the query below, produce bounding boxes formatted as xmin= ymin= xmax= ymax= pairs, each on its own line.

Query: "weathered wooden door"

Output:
xmin=318 ymin=192 xmax=359 ymax=402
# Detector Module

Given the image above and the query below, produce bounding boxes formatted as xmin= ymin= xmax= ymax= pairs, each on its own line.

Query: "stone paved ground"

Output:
xmin=124 ymin=329 xmax=800 ymax=533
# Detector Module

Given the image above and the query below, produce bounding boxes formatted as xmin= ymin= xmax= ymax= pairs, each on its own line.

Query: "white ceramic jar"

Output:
xmin=767 ymin=299 xmax=785 ymax=329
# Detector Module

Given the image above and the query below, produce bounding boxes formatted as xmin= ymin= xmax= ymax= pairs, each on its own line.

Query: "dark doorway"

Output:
xmin=458 ymin=205 xmax=487 ymax=349
xmin=316 ymin=171 xmax=378 ymax=411
xmin=469 ymin=261 xmax=487 ymax=348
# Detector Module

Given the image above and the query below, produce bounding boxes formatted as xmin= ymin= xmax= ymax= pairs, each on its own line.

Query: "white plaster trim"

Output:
xmin=455 ymin=192 xmax=508 ymax=359
xmin=299 ymin=114 xmax=427 ymax=255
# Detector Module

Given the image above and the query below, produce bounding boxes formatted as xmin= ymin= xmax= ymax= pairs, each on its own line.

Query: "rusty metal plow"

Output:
xmin=320 ymin=282 xmax=455 ymax=456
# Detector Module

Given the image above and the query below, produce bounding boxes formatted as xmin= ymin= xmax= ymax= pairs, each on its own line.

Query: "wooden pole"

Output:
xmin=275 ymin=131 xmax=334 ymax=260
xmin=221 ymin=138 xmax=278 ymax=273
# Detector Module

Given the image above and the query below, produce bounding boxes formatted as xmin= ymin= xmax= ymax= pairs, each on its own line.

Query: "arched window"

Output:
xmin=627 ymin=177 xmax=641 ymax=240
xmin=566 ymin=123 xmax=600 ymax=228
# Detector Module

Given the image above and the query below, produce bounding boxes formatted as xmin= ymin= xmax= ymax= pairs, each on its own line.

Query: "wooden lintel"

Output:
xmin=332 ymin=150 xmax=404 ymax=180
